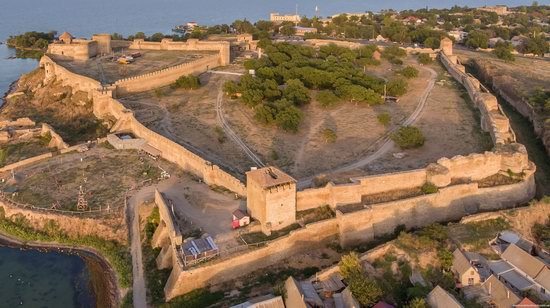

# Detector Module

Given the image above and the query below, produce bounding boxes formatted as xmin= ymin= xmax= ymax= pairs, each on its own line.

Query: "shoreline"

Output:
xmin=1 ymin=79 xmax=19 ymax=109
xmin=0 ymin=231 xmax=121 ymax=308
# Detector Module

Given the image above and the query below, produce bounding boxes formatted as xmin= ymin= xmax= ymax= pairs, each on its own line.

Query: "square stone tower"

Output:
xmin=246 ymin=167 xmax=297 ymax=235
xmin=440 ymin=37 xmax=453 ymax=56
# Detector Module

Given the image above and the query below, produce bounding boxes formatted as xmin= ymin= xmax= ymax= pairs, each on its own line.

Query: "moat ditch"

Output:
xmin=465 ymin=64 xmax=550 ymax=198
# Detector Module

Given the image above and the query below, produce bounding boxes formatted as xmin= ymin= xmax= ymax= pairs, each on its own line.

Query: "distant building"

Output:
xmin=482 ymin=275 xmax=521 ymax=308
xmin=232 ymin=209 xmax=250 ymax=229
xmin=452 ymin=249 xmax=482 ymax=287
xmin=448 ymin=30 xmax=468 ymax=43
xmin=270 ymin=12 xmax=300 ymax=24
xmin=375 ymin=35 xmax=387 ymax=42
xmin=47 ymin=31 xmax=112 ymax=61
xmin=478 ymin=5 xmax=509 ymax=15
xmin=334 ymin=287 xmax=361 ymax=308
xmin=180 ymin=234 xmax=219 ymax=267
xmin=230 ymin=294 xmax=285 ymax=308
xmin=500 ymin=243 xmax=550 ymax=300
xmin=426 ymin=285 xmax=464 ymax=308
xmin=511 ymin=35 xmax=528 ymax=48
xmin=246 ymin=167 xmax=297 ymax=235
xmin=294 ymin=26 xmax=318 ymax=36
xmin=284 ymin=276 xmax=324 ymax=308
xmin=489 ymin=37 xmax=506 ymax=48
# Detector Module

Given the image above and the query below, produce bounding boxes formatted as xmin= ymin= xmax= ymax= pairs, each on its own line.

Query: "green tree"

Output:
xmin=316 ymin=90 xmax=340 ymax=107
xmin=424 ymin=37 xmax=440 ymax=49
xmin=280 ymin=24 xmax=297 ymax=36
xmin=339 ymin=253 xmax=382 ymax=307
xmin=404 ymin=298 xmax=428 ymax=308
xmin=149 ymin=32 xmax=165 ymax=42
xmin=465 ymin=30 xmax=489 ymax=49
xmin=254 ymin=104 xmax=276 ymax=124
xmin=174 ymin=75 xmax=201 ymax=89
xmin=134 ymin=32 xmax=146 ymax=39
xmin=283 ymin=79 xmax=310 ymax=106
xmin=418 ymin=53 xmax=432 ymax=64
xmin=493 ymin=42 xmax=515 ymax=61
xmin=387 ymin=78 xmax=408 ymax=96
xmin=400 ymin=66 xmax=419 ymax=79
xmin=275 ymin=104 xmax=303 ymax=133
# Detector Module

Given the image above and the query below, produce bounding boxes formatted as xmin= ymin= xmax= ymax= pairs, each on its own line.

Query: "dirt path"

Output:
xmin=127 ymin=177 xmax=180 ymax=308
xmin=292 ymin=108 xmax=344 ymax=174
xmin=215 ymin=83 xmax=265 ymax=167
xmin=297 ymin=66 xmax=437 ymax=189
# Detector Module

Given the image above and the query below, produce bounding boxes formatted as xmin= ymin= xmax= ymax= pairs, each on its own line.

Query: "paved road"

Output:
xmin=215 ymin=84 xmax=265 ymax=167
xmin=297 ymin=66 xmax=437 ymax=189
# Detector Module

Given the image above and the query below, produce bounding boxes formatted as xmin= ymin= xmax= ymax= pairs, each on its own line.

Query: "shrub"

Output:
xmin=174 ymin=75 xmax=201 ymax=89
xmin=389 ymin=57 xmax=404 ymax=65
xmin=254 ymin=104 xmax=276 ymax=124
xmin=214 ymin=126 xmax=226 ymax=143
xmin=316 ymin=90 xmax=340 ymax=108
xmin=275 ymin=105 xmax=303 ymax=133
xmin=386 ymin=78 xmax=408 ymax=96
xmin=418 ymin=53 xmax=432 ymax=64
xmin=421 ymin=182 xmax=439 ymax=194
xmin=377 ymin=113 xmax=391 ymax=125
xmin=321 ymin=128 xmax=337 ymax=143
xmin=400 ymin=66 xmax=419 ymax=79
xmin=391 ymin=126 xmax=425 ymax=149
xmin=493 ymin=42 xmax=515 ymax=62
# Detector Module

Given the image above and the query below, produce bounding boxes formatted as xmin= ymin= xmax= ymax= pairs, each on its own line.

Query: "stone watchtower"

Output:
xmin=92 ymin=34 xmax=112 ymax=55
xmin=440 ymin=37 xmax=453 ymax=56
xmin=246 ymin=167 xmax=297 ymax=235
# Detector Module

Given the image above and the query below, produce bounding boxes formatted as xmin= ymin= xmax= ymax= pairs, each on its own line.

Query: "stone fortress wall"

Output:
xmin=40 ymin=50 xmax=246 ymax=196
xmin=155 ymin=39 xmax=538 ymax=300
xmin=113 ymin=54 xmax=220 ymax=95
xmin=37 ymin=37 xmax=538 ymax=301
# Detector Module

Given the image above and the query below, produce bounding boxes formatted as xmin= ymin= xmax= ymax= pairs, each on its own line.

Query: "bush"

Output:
xmin=377 ymin=113 xmax=391 ymax=125
xmin=339 ymin=253 xmax=382 ymax=307
xmin=493 ymin=42 xmax=515 ymax=62
xmin=214 ymin=126 xmax=226 ymax=143
xmin=275 ymin=105 xmax=303 ymax=133
xmin=321 ymin=128 xmax=337 ymax=143
xmin=421 ymin=182 xmax=439 ymax=194
xmin=391 ymin=126 xmax=425 ymax=149
xmin=174 ymin=75 xmax=201 ymax=89
xmin=386 ymin=78 xmax=408 ymax=96
xmin=316 ymin=90 xmax=340 ymax=107
xmin=400 ymin=66 xmax=419 ymax=79
xmin=418 ymin=53 xmax=432 ymax=64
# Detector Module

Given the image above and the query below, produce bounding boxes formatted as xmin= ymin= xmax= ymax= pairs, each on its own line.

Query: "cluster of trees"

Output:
xmin=339 ymin=252 xmax=383 ymax=307
xmin=174 ymin=75 xmax=201 ymax=89
xmin=7 ymin=31 xmax=56 ymax=49
xmin=225 ymin=42 xmax=396 ymax=132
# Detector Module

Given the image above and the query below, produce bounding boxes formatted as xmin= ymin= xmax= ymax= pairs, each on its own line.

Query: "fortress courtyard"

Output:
xmin=53 ymin=49 xmax=217 ymax=85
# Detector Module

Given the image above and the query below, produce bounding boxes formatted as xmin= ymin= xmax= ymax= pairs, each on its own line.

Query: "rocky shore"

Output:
xmin=0 ymin=232 xmax=120 ymax=308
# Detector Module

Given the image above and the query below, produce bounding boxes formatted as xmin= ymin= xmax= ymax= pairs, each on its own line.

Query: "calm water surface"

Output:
xmin=0 ymin=246 xmax=95 ymax=307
